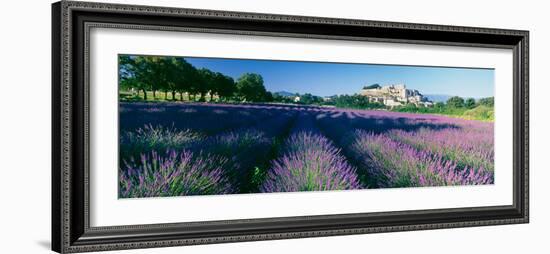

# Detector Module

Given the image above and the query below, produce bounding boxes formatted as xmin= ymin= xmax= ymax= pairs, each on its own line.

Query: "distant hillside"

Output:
xmin=425 ymin=94 xmax=453 ymax=103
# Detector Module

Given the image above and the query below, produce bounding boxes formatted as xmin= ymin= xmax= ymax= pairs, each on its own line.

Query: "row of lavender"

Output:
xmin=119 ymin=102 xmax=494 ymax=198
xmin=315 ymin=109 xmax=494 ymax=188
xmin=119 ymin=102 xmax=298 ymax=197
xmin=260 ymin=112 xmax=361 ymax=192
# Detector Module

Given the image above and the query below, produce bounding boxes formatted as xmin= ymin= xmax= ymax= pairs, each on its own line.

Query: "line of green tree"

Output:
xmin=119 ymin=55 xmax=271 ymax=102
xmin=271 ymin=93 xmax=385 ymax=109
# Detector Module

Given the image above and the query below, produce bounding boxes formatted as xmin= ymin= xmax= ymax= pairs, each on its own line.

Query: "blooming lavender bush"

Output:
xmin=350 ymin=130 xmax=493 ymax=188
xmin=200 ymin=129 xmax=271 ymax=157
xmin=199 ymin=129 xmax=272 ymax=186
xmin=261 ymin=132 xmax=361 ymax=192
xmin=388 ymin=127 xmax=494 ymax=173
xmin=120 ymin=124 xmax=203 ymax=162
xmin=119 ymin=150 xmax=233 ymax=198
xmin=283 ymin=130 xmax=338 ymax=155
xmin=119 ymin=102 xmax=495 ymax=197
xmin=191 ymin=111 xmax=296 ymax=192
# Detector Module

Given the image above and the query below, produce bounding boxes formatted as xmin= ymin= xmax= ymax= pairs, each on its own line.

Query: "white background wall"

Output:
xmin=0 ymin=0 xmax=547 ymax=253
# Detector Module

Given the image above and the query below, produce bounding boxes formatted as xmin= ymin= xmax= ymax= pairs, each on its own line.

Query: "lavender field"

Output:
xmin=118 ymin=102 xmax=494 ymax=198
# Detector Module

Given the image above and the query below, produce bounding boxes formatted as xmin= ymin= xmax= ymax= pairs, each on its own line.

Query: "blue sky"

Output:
xmin=185 ymin=57 xmax=494 ymax=98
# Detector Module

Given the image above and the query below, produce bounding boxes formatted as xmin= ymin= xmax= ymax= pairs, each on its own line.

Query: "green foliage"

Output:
xmin=213 ymin=72 xmax=236 ymax=101
xmin=465 ymin=98 xmax=476 ymax=109
xmin=196 ymin=68 xmax=216 ymax=101
xmin=463 ymin=105 xmax=494 ymax=121
xmin=394 ymin=103 xmax=436 ymax=114
xmin=263 ymin=91 xmax=274 ymax=102
xmin=392 ymin=96 xmax=494 ymax=121
xmin=478 ymin=97 xmax=494 ymax=107
xmin=298 ymin=93 xmax=323 ymax=105
xmin=270 ymin=92 xmax=325 ymax=105
xmin=446 ymin=96 xmax=465 ymax=108
xmin=172 ymin=57 xmax=199 ymax=99
xmin=271 ymin=93 xmax=296 ymax=104
xmin=120 ymin=55 xmax=200 ymax=101
xmin=119 ymin=55 xmax=153 ymax=100
xmin=332 ymin=94 xmax=384 ymax=110
xmin=119 ymin=55 xmax=240 ymax=102
xmin=250 ymin=166 xmax=267 ymax=190
xmin=235 ymin=73 xmax=268 ymax=102
xmin=434 ymin=102 xmax=445 ymax=109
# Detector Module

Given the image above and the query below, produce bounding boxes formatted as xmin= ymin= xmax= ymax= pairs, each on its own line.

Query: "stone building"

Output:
xmin=359 ymin=84 xmax=433 ymax=107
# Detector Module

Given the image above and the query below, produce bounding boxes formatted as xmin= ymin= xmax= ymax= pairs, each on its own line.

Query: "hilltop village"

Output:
xmin=359 ymin=84 xmax=433 ymax=107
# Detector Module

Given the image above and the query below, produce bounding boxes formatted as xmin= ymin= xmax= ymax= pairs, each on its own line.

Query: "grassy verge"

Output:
xmin=392 ymin=105 xmax=494 ymax=122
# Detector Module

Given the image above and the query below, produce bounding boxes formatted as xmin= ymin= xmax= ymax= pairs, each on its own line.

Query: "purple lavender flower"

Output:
xmin=387 ymin=127 xmax=494 ymax=173
xmin=350 ymin=130 xmax=493 ymax=188
xmin=261 ymin=132 xmax=361 ymax=192
xmin=119 ymin=101 xmax=495 ymax=196
xmin=190 ymin=110 xmax=297 ymax=192
xmin=119 ymin=150 xmax=233 ymax=198
xmin=119 ymin=124 xmax=203 ymax=162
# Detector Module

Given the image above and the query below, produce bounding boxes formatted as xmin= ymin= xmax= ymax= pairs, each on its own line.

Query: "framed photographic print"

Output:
xmin=52 ymin=1 xmax=529 ymax=253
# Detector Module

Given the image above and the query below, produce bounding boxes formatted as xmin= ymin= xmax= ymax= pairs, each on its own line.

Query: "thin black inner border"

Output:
xmin=86 ymin=21 xmax=512 ymax=230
